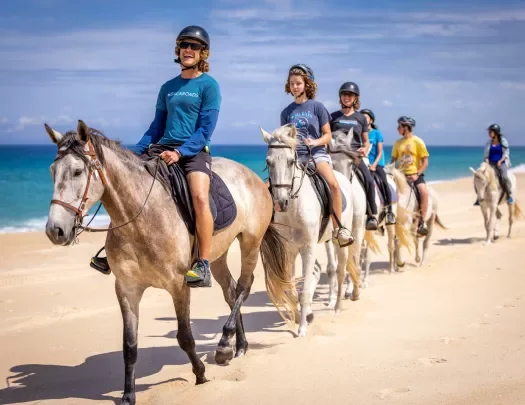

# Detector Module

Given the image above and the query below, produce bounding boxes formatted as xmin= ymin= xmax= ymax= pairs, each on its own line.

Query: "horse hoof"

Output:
xmin=235 ymin=348 xmax=247 ymax=358
xmin=360 ymin=281 xmax=368 ymax=288
xmin=351 ymin=292 xmax=360 ymax=301
xmin=335 ymin=308 xmax=343 ymax=315
xmin=298 ymin=327 xmax=307 ymax=337
xmin=306 ymin=313 xmax=314 ymax=324
xmin=327 ymin=300 xmax=336 ymax=309
xmin=196 ymin=376 xmax=209 ymax=385
xmin=120 ymin=393 xmax=136 ymax=405
xmin=344 ymin=292 xmax=352 ymax=299
xmin=215 ymin=346 xmax=234 ymax=365
xmin=397 ymin=261 xmax=406 ymax=268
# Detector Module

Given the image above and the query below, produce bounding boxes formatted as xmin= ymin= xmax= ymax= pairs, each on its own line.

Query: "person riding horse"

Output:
xmin=360 ymin=108 xmax=396 ymax=225
xmin=390 ymin=116 xmax=430 ymax=236
xmin=90 ymin=25 xmax=220 ymax=288
xmin=329 ymin=82 xmax=379 ymax=231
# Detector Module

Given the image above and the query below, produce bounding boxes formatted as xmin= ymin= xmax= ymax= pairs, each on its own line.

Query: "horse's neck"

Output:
xmin=99 ymin=147 xmax=182 ymax=233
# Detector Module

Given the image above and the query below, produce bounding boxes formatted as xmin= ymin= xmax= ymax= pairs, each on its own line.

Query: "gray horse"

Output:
xmin=44 ymin=120 xmax=296 ymax=405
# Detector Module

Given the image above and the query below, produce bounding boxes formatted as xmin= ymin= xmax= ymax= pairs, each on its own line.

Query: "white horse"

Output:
xmin=385 ymin=165 xmax=446 ymax=267
xmin=261 ymin=125 xmax=379 ymax=337
xmin=328 ymin=131 xmax=413 ymax=288
xmin=469 ymin=162 xmax=522 ymax=243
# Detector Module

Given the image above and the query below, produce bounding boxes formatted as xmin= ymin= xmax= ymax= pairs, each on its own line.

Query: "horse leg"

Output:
xmin=210 ymin=250 xmax=248 ymax=360
xmin=507 ymin=204 xmax=513 ymax=238
xmin=346 ymin=239 xmax=361 ymax=301
xmin=325 ymin=241 xmax=338 ymax=309
xmin=420 ymin=214 xmax=434 ymax=266
xmin=216 ymin=234 xmax=258 ymax=363
xmin=386 ymin=225 xmax=396 ymax=273
xmin=334 ymin=244 xmax=349 ymax=313
xmin=298 ymin=244 xmax=316 ymax=337
xmin=487 ymin=207 xmax=497 ymax=243
xmin=171 ymin=286 xmax=207 ymax=384
xmin=414 ymin=222 xmax=421 ymax=264
xmin=481 ymin=205 xmax=490 ymax=243
xmin=115 ymin=280 xmax=146 ymax=405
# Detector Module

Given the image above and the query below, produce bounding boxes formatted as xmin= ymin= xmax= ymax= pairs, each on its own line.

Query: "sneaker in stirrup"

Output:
xmin=417 ymin=220 xmax=429 ymax=236
xmin=365 ymin=216 xmax=378 ymax=231
xmin=333 ymin=227 xmax=354 ymax=247
xmin=385 ymin=211 xmax=396 ymax=225
xmin=185 ymin=259 xmax=212 ymax=288
xmin=507 ymin=196 xmax=514 ymax=204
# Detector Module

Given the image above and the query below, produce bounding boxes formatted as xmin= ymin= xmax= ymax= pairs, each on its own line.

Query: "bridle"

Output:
xmin=50 ymin=137 xmax=160 ymax=236
xmin=266 ymin=144 xmax=313 ymax=200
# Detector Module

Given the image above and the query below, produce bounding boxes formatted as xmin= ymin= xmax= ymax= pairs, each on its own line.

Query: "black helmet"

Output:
xmin=360 ymin=109 xmax=375 ymax=122
xmin=176 ymin=25 xmax=210 ymax=48
xmin=289 ymin=64 xmax=314 ymax=81
xmin=487 ymin=123 xmax=501 ymax=133
xmin=398 ymin=116 xmax=415 ymax=128
xmin=339 ymin=82 xmax=360 ymax=96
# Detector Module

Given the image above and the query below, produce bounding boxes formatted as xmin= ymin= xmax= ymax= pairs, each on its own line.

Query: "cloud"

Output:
xmin=382 ymin=100 xmax=393 ymax=107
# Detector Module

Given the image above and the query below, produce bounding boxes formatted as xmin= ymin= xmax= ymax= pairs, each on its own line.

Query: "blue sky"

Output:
xmin=1 ymin=0 xmax=525 ymax=146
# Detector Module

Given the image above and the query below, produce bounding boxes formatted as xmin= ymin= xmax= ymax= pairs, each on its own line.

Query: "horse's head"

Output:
xmin=260 ymin=124 xmax=299 ymax=212
xmin=44 ymin=120 xmax=106 ymax=245
xmin=328 ymin=129 xmax=360 ymax=178
xmin=470 ymin=162 xmax=497 ymax=203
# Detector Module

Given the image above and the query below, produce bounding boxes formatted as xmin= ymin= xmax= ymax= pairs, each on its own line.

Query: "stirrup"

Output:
xmin=333 ymin=227 xmax=354 ymax=247
xmin=90 ymin=246 xmax=111 ymax=275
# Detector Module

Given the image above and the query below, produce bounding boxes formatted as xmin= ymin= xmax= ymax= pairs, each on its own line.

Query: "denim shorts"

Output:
xmin=298 ymin=149 xmax=332 ymax=167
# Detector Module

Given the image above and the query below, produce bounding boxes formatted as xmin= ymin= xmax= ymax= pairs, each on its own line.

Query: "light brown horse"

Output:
xmin=43 ymin=120 xmax=296 ymax=405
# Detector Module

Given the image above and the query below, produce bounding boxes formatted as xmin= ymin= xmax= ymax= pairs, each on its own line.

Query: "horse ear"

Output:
xmin=289 ymin=124 xmax=297 ymax=139
xmin=77 ymin=120 xmax=89 ymax=142
xmin=346 ymin=128 xmax=354 ymax=148
xmin=469 ymin=167 xmax=477 ymax=175
xmin=260 ymin=127 xmax=272 ymax=144
xmin=44 ymin=123 xmax=63 ymax=144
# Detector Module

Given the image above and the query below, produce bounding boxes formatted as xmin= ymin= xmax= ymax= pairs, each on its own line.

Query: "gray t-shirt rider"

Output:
xmin=330 ymin=110 xmax=370 ymax=150
xmin=280 ymin=99 xmax=331 ymax=157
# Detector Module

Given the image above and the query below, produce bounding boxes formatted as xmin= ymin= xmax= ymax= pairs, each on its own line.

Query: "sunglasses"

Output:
xmin=179 ymin=41 xmax=204 ymax=51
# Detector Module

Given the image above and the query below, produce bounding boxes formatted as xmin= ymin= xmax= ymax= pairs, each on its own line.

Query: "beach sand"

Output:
xmin=1 ymin=174 xmax=524 ymax=405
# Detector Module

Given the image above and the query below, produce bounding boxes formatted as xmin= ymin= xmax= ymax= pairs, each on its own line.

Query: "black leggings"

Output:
xmin=373 ymin=165 xmax=393 ymax=207
xmin=357 ymin=159 xmax=378 ymax=215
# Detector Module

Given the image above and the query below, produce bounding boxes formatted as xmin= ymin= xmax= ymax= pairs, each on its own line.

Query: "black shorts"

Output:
xmin=413 ymin=173 xmax=425 ymax=186
xmin=178 ymin=150 xmax=212 ymax=178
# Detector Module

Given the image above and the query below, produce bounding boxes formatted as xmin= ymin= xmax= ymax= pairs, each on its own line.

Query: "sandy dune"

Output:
xmin=1 ymin=174 xmax=524 ymax=405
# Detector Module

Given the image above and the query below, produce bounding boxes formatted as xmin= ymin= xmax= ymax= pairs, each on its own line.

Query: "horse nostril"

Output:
xmin=54 ymin=226 xmax=65 ymax=238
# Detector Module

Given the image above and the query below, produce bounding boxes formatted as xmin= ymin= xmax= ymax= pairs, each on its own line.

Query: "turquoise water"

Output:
xmin=1 ymin=144 xmax=525 ymax=233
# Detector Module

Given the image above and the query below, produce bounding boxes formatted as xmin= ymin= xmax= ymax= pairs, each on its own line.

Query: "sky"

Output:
xmin=1 ymin=0 xmax=525 ymax=146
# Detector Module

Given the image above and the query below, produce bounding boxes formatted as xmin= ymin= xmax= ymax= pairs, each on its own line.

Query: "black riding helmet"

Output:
xmin=339 ymin=82 xmax=360 ymax=96
xmin=174 ymin=25 xmax=210 ymax=70
xmin=360 ymin=109 xmax=375 ymax=122
xmin=398 ymin=116 xmax=416 ymax=128
xmin=176 ymin=25 xmax=210 ymax=47
xmin=488 ymin=123 xmax=501 ymax=133
xmin=289 ymin=64 xmax=315 ymax=81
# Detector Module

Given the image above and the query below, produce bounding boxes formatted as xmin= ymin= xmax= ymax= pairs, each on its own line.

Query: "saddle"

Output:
xmin=308 ymin=173 xmax=347 ymax=242
xmin=142 ymin=145 xmax=237 ymax=235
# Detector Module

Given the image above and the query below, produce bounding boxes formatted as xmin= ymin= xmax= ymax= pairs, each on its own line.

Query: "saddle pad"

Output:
xmin=374 ymin=182 xmax=398 ymax=206
xmin=142 ymin=146 xmax=237 ymax=235
xmin=308 ymin=173 xmax=347 ymax=242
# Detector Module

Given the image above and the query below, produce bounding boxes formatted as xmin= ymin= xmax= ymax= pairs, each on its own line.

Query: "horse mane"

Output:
xmin=57 ymin=127 xmax=170 ymax=190
xmin=479 ymin=162 xmax=498 ymax=190
xmin=267 ymin=125 xmax=300 ymax=149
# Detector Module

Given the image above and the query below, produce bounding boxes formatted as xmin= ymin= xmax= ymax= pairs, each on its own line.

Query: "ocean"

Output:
xmin=1 ymin=144 xmax=525 ymax=233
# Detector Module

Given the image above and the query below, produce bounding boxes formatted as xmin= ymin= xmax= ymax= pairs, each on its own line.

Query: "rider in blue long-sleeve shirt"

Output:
xmin=91 ymin=26 xmax=221 ymax=288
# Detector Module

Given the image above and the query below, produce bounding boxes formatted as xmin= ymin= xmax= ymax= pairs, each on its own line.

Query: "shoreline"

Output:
xmin=3 ymin=165 xmax=524 ymax=234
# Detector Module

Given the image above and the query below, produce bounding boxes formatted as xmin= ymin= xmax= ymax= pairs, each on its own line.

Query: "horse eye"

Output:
xmin=74 ymin=169 xmax=83 ymax=177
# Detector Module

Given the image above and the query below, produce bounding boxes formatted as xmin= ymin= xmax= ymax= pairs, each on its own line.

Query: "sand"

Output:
xmin=1 ymin=174 xmax=524 ymax=405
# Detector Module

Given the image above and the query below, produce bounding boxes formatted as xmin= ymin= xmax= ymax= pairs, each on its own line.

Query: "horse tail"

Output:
xmin=260 ymin=224 xmax=297 ymax=323
xmin=364 ymin=230 xmax=381 ymax=255
xmin=434 ymin=213 xmax=447 ymax=230
xmin=514 ymin=202 xmax=523 ymax=220
xmin=391 ymin=167 xmax=409 ymax=195
xmin=395 ymin=217 xmax=414 ymax=253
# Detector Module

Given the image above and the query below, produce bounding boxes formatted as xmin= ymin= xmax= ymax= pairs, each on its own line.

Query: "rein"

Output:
xmin=51 ymin=137 xmax=161 ymax=236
